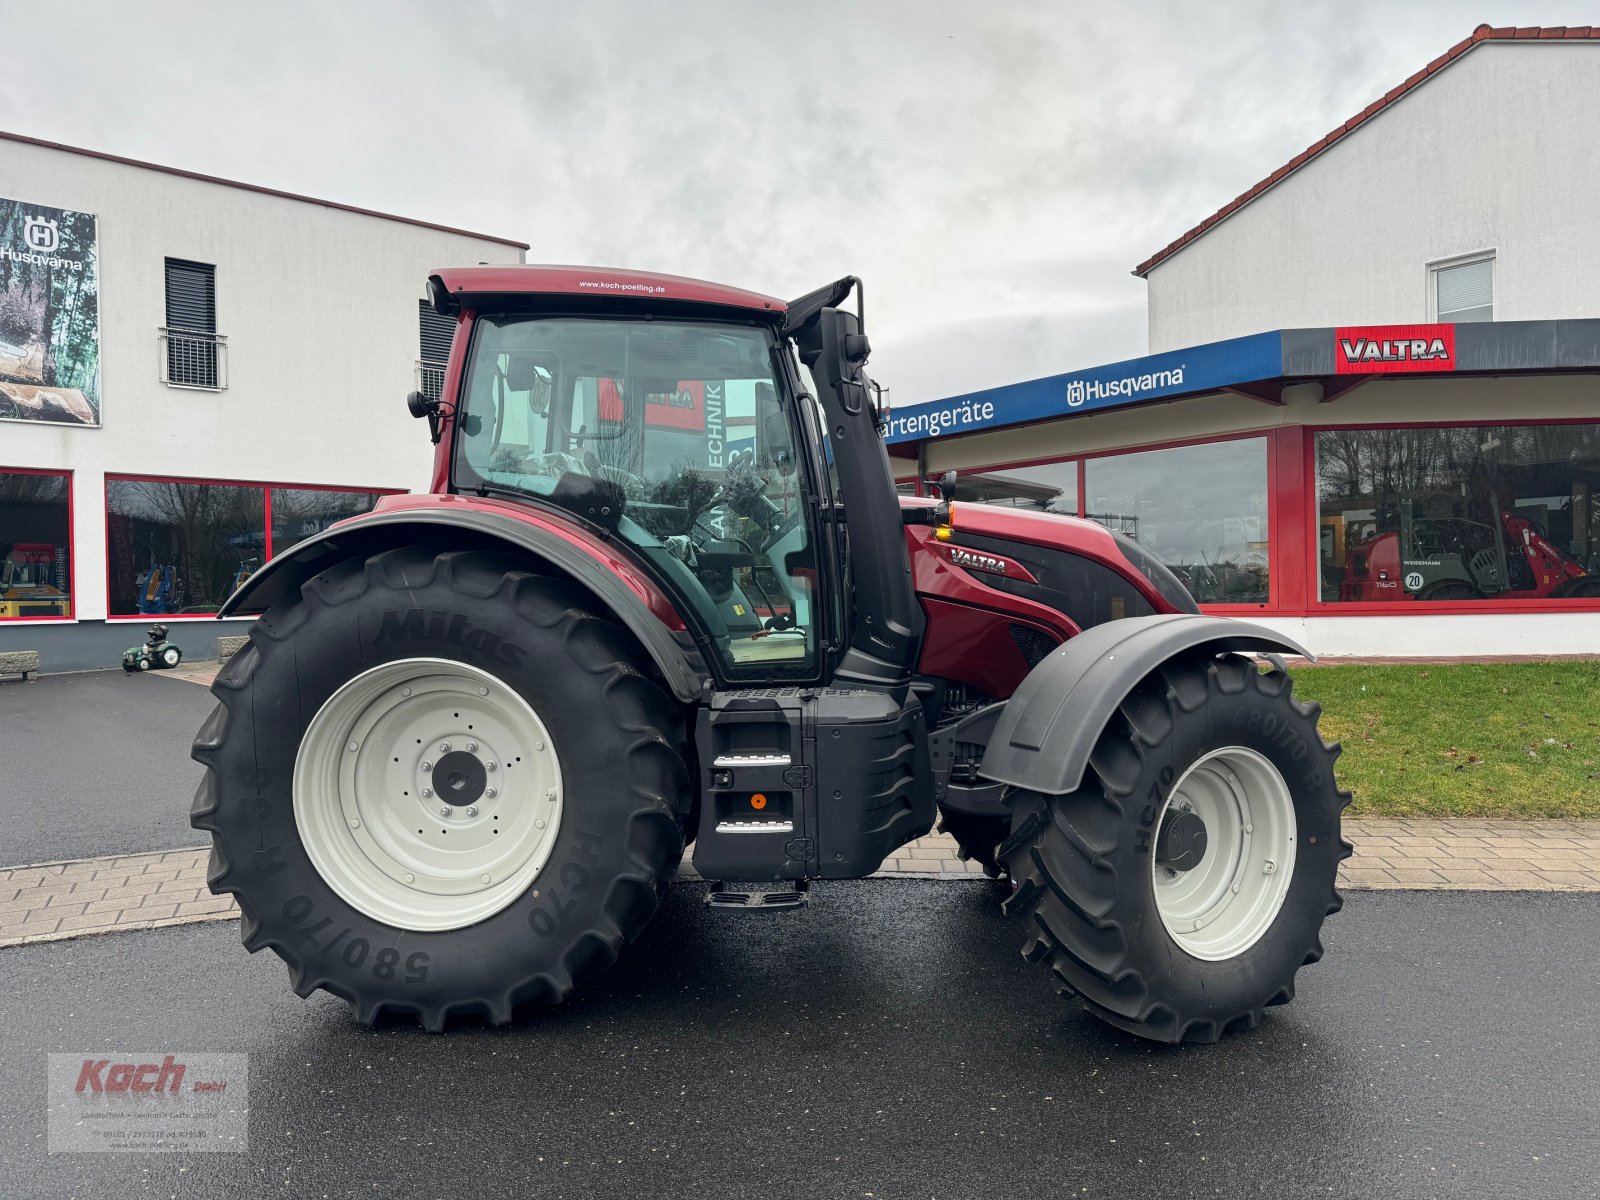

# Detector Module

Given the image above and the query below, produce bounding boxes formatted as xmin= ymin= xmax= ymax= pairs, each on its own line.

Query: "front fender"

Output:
xmin=221 ymin=505 xmax=710 ymax=704
xmin=977 ymin=614 xmax=1312 ymax=796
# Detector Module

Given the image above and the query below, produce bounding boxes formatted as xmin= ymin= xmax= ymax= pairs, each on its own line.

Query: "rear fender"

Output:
xmin=978 ymin=614 xmax=1312 ymax=796
xmin=221 ymin=506 xmax=710 ymax=704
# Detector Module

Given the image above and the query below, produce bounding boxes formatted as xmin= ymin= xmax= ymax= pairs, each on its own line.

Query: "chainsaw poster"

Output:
xmin=0 ymin=197 xmax=101 ymax=426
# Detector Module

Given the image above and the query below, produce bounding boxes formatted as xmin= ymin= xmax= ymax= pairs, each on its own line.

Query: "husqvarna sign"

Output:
xmin=883 ymin=331 xmax=1281 ymax=443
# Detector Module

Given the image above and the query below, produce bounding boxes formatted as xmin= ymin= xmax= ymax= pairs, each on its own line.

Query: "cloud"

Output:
xmin=3 ymin=0 xmax=1593 ymax=404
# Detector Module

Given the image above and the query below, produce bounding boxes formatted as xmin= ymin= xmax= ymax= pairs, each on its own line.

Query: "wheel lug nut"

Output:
xmin=478 ymin=686 xmax=488 ymax=696
xmin=421 ymin=760 xmax=432 ymax=772
xmin=349 ymin=818 xmax=360 ymax=829
xmin=347 ymin=741 xmax=358 ymax=752
xmin=1231 ymin=883 xmax=1241 ymax=893
xmin=485 ymin=761 xmax=497 ymax=772
xmin=1263 ymin=860 xmax=1277 ymax=875
xmin=404 ymin=872 xmax=415 ymax=883
xmin=421 ymin=786 xmax=433 ymax=798
xmin=466 ymin=806 xmax=479 ymax=817
xmin=536 ymin=819 xmax=546 ymax=829
xmin=440 ymin=805 xmax=452 ymax=818
xmin=439 ymin=742 xmax=452 ymax=753
xmin=402 ymin=688 xmax=412 ymax=697
xmin=484 ymin=787 xmax=497 ymax=800
xmin=466 ymin=741 xmax=478 ymax=752
xmin=534 ymin=741 xmax=545 ymax=752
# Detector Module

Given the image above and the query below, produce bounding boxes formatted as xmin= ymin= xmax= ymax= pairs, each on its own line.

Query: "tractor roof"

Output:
xmin=429 ymin=265 xmax=787 ymax=318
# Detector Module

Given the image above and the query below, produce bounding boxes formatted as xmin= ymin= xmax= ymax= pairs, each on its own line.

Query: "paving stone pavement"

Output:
xmin=4 ymin=818 xmax=1598 ymax=948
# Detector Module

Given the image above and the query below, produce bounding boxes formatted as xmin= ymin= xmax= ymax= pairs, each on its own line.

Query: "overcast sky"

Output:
xmin=4 ymin=1 xmax=1592 ymax=404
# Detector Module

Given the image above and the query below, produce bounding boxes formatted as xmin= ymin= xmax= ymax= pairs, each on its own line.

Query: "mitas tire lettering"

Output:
xmin=190 ymin=547 xmax=687 ymax=1030
xmin=373 ymin=607 xmax=527 ymax=669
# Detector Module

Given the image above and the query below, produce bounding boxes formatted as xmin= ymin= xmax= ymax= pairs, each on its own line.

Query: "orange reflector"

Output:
xmin=751 ymin=793 xmax=768 ymax=810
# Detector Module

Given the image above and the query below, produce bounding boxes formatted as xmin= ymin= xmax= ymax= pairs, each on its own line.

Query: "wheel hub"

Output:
xmin=1154 ymin=808 xmax=1208 ymax=872
xmin=431 ymin=750 xmax=487 ymax=807
xmin=293 ymin=657 xmax=564 ymax=932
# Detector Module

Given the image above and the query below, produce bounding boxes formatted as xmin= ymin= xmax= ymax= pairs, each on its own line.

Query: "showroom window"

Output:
xmin=105 ymin=476 xmax=394 ymax=617
xmin=1431 ymin=254 xmax=1493 ymax=323
xmin=270 ymin=488 xmax=388 ymax=555
xmin=1316 ymin=424 xmax=1600 ymax=604
xmin=1084 ymin=438 xmax=1270 ymax=604
xmin=0 ymin=468 xmax=72 ymax=619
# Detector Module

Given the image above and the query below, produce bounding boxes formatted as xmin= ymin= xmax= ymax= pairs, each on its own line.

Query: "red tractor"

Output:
xmin=1341 ymin=497 xmax=1600 ymax=602
xmin=192 ymin=267 xmax=1349 ymax=1044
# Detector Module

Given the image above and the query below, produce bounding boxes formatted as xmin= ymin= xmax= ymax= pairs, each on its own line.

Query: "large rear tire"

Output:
xmin=191 ymin=547 xmax=689 ymax=1030
xmin=999 ymin=652 xmax=1350 ymax=1044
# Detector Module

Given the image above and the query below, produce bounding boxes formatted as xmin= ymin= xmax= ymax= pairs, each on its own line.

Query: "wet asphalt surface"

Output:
xmin=0 ymin=671 xmax=213 ymax=865
xmin=1 ymin=881 xmax=1596 ymax=1199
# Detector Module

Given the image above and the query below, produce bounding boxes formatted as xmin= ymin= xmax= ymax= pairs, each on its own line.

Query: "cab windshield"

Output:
xmin=453 ymin=315 xmax=817 ymax=678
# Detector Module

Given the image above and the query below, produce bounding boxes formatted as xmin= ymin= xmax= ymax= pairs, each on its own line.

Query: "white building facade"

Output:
xmin=1142 ymin=30 xmax=1600 ymax=351
xmin=886 ymin=26 xmax=1600 ymax=659
xmin=0 ymin=132 xmax=526 ymax=670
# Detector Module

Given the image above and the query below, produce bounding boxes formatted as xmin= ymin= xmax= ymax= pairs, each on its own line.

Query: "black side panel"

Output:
xmin=692 ymin=688 xmax=933 ymax=881
xmin=979 ymin=614 xmax=1312 ymax=796
xmin=954 ymin=533 xmax=1158 ymax=630
xmin=219 ymin=509 xmax=709 ymax=704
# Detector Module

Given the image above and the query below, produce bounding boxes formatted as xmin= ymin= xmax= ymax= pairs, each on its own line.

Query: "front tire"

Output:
xmin=999 ymin=652 xmax=1350 ymax=1044
xmin=191 ymin=548 xmax=689 ymax=1030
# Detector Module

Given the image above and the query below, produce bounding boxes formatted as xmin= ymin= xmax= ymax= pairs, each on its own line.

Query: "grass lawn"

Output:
xmin=1289 ymin=661 xmax=1600 ymax=819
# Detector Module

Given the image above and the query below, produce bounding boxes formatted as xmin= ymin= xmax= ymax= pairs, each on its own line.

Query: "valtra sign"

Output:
xmin=1334 ymin=324 xmax=1456 ymax=374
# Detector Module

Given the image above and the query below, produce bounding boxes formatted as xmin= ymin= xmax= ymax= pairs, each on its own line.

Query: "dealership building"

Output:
xmin=887 ymin=24 xmax=1600 ymax=657
xmin=0 ymin=131 xmax=526 ymax=670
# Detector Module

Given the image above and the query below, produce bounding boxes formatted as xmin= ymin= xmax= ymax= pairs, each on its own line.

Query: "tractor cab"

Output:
xmin=449 ymin=314 xmax=818 ymax=676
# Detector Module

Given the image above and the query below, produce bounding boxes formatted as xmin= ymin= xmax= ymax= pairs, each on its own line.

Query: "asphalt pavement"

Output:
xmin=0 ymin=671 xmax=213 ymax=865
xmin=1 ymin=881 xmax=1596 ymax=1199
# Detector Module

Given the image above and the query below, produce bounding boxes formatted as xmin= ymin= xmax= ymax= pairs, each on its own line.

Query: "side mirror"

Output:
xmin=407 ymin=389 xmax=444 ymax=444
xmin=817 ymin=307 xmax=870 ymax=415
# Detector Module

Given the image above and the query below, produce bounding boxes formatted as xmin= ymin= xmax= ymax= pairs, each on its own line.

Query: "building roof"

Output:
xmin=1132 ymin=24 xmax=1600 ymax=278
xmin=0 ymin=129 xmax=530 ymax=250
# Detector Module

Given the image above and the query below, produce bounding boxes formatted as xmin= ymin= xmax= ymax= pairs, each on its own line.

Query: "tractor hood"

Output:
xmin=900 ymin=496 xmax=1200 ymax=616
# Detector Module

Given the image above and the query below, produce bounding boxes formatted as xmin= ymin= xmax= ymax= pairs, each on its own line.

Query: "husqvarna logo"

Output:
xmin=1066 ymin=365 xmax=1184 ymax=409
xmin=24 ymin=215 xmax=58 ymax=252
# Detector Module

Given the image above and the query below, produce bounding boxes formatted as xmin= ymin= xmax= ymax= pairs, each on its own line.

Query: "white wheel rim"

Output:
xmin=293 ymin=657 xmax=563 ymax=932
xmin=1151 ymin=746 xmax=1296 ymax=961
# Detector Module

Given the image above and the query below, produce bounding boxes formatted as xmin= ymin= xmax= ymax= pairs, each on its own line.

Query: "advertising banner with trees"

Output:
xmin=0 ymin=197 xmax=101 ymax=426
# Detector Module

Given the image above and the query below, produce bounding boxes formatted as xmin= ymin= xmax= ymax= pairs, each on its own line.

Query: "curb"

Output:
xmin=5 ymin=819 xmax=1599 ymax=949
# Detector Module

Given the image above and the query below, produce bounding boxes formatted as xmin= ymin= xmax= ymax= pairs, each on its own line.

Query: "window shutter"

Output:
xmin=1436 ymin=259 xmax=1492 ymax=320
xmin=418 ymin=301 xmax=454 ymax=363
xmin=164 ymin=259 xmax=216 ymax=333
